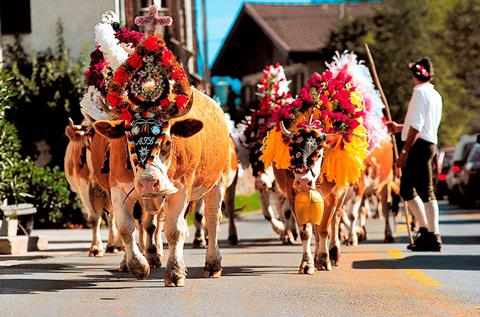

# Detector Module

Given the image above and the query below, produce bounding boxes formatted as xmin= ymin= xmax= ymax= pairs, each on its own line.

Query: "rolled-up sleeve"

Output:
xmin=409 ymin=89 xmax=425 ymax=132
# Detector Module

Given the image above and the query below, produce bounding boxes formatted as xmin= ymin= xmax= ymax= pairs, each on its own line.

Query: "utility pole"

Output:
xmin=201 ymin=0 xmax=210 ymax=95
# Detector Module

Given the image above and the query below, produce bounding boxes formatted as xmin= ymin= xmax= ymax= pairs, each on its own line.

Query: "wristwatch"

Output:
xmin=401 ymin=149 xmax=407 ymax=154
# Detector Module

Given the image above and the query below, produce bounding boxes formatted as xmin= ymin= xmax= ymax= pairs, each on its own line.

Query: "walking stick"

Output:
xmin=364 ymin=43 xmax=414 ymax=246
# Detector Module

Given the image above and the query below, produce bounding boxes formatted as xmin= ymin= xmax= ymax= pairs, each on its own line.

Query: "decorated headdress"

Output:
xmin=81 ymin=6 xmax=193 ymax=169
xmin=243 ymin=63 xmax=293 ymax=175
xmin=260 ymin=54 xmax=369 ymax=187
xmin=326 ymin=51 xmax=389 ymax=152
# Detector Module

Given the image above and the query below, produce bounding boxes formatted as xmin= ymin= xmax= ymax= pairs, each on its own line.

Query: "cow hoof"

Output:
xmin=128 ymin=255 xmax=150 ymax=279
xmin=384 ymin=235 xmax=395 ymax=243
xmin=106 ymin=244 xmax=124 ymax=253
xmin=165 ymin=277 xmax=185 ymax=287
xmin=347 ymin=236 xmax=358 ymax=247
xmin=147 ymin=253 xmax=162 ymax=268
xmin=228 ymin=234 xmax=239 ymax=245
xmin=359 ymin=226 xmax=367 ymax=241
xmin=315 ymin=253 xmax=332 ymax=271
xmin=193 ymin=238 xmax=207 ymax=248
xmin=203 ymin=268 xmax=222 ymax=278
xmin=118 ymin=257 xmax=128 ymax=272
xmin=299 ymin=257 xmax=315 ymax=275
xmin=329 ymin=247 xmax=340 ymax=266
xmin=88 ymin=246 xmax=104 ymax=257
xmin=203 ymin=262 xmax=222 ymax=278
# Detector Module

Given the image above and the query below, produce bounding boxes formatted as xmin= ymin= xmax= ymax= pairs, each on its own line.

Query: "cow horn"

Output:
xmin=280 ymin=121 xmax=293 ymax=139
xmin=68 ymin=117 xmax=84 ymax=131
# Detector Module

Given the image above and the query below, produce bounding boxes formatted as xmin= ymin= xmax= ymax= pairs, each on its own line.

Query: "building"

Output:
xmin=0 ymin=0 xmax=199 ymax=82
xmin=211 ymin=3 xmax=378 ymax=112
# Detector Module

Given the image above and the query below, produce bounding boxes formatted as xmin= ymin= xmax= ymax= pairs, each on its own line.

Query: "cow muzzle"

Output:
xmin=293 ymin=174 xmax=316 ymax=193
xmin=137 ymin=178 xmax=178 ymax=198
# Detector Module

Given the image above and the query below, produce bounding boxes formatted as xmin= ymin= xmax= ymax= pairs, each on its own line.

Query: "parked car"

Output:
xmin=434 ymin=146 xmax=455 ymax=199
xmin=446 ymin=134 xmax=480 ymax=205
xmin=455 ymin=143 xmax=480 ymax=207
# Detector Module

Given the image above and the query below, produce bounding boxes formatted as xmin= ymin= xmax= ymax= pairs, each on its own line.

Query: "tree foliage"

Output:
xmin=321 ymin=0 xmax=479 ymax=146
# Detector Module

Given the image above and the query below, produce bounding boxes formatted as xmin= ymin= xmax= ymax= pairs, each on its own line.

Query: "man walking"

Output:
xmin=387 ymin=57 xmax=443 ymax=251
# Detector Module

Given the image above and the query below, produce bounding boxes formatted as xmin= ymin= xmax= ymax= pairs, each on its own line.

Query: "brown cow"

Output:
xmin=343 ymin=139 xmax=395 ymax=245
xmin=272 ymin=123 xmax=349 ymax=274
xmin=64 ymin=120 xmax=122 ymax=256
xmin=93 ymin=88 xmax=232 ymax=286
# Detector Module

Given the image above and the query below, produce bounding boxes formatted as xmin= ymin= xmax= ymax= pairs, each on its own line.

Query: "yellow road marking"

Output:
xmin=388 ymin=249 xmax=442 ymax=287
xmin=396 ymin=224 xmax=407 ymax=233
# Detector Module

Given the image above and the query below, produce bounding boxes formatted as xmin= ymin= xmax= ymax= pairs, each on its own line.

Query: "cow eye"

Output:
xmin=131 ymin=125 xmax=141 ymax=136
xmin=151 ymin=125 xmax=161 ymax=135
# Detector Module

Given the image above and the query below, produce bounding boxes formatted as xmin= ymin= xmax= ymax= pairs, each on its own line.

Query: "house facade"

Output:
xmin=0 ymin=0 xmax=199 ymax=82
xmin=211 ymin=3 xmax=378 ymax=115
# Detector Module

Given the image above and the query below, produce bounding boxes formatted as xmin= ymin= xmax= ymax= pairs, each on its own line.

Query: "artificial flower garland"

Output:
xmin=106 ymin=34 xmax=191 ymax=124
xmin=243 ymin=63 xmax=292 ymax=175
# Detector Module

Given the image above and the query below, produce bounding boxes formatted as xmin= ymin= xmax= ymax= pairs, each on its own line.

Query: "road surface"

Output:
xmin=0 ymin=201 xmax=479 ymax=316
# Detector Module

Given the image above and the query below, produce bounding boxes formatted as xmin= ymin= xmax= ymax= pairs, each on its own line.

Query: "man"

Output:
xmin=387 ymin=57 xmax=442 ymax=251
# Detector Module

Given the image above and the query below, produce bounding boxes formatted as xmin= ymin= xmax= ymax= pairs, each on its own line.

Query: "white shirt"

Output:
xmin=401 ymin=82 xmax=442 ymax=144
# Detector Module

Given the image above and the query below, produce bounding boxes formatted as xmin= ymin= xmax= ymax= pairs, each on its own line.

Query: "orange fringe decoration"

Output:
xmin=260 ymin=128 xmax=291 ymax=169
xmin=322 ymin=125 xmax=369 ymax=188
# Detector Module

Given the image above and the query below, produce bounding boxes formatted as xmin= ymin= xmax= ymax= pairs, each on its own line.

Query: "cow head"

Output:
xmin=281 ymin=121 xmax=326 ymax=193
xmin=65 ymin=118 xmax=87 ymax=142
xmin=93 ymin=116 xmax=203 ymax=200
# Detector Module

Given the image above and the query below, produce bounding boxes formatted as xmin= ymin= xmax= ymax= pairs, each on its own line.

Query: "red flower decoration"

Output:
xmin=120 ymin=108 xmax=133 ymax=126
xmin=143 ymin=36 xmax=160 ymax=51
xmin=162 ymin=50 xmax=174 ymax=66
xmin=175 ymin=95 xmax=189 ymax=109
xmin=106 ymin=92 xmax=123 ymax=109
xmin=128 ymin=54 xmax=143 ymax=68
xmin=172 ymin=68 xmax=187 ymax=81
xmin=114 ymin=67 xmax=129 ymax=85
xmin=160 ymin=98 xmax=170 ymax=108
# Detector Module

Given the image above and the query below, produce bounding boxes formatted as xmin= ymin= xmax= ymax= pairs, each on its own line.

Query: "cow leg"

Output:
xmin=106 ymin=210 xmax=124 ymax=253
xmin=284 ymin=201 xmax=298 ymax=242
xmin=225 ymin=175 xmax=239 ymax=245
xmin=143 ymin=213 xmax=162 ymax=268
xmin=381 ymin=184 xmax=394 ymax=243
xmin=272 ymin=191 xmax=294 ymax=244
xmin=298 ymin=223 xmax=314 ymax=274
xmin=348 ymin=196 xmax=362 ymax=246
xmin=79 ymin=184 xmax=104 ymax=257
xmin=111 ymin=188 xmax=149 ymax=279
xmin=164 ymin=188 xmax=189 ymax=287
xmin=192 ymin=200 xmax=207 ymax=248
xmin=260 ymin=189 xmax=286 ymax=237
xmin=329 ymin=206 xmax=343 ymax=266
xmin=314 ymin=193 xmax=338 ymax=272
xmin=203 ymin=181 xmax=224 ymax=278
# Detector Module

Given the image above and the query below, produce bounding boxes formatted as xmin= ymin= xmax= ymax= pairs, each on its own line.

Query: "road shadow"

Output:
xmin=352 ymin=255 xmax=480 ymax=271
xmin=439 ymin=219 xmax=480 ymax=225
xmin=0 ymin=255 xmax=51 ymax=262
xmin=359 ymin=235 xmax=480 ymax=245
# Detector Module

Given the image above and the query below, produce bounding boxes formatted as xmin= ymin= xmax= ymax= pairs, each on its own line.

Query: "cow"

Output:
xmin=272 ymin=123 xmax=349 ymax=274
xmin=93 ymin=88 xmax=232 ymax=286
xmin=343 ymin=139 xmax=395 ymax=245
xmin=64 ymin=120 xmax=123 ymax=256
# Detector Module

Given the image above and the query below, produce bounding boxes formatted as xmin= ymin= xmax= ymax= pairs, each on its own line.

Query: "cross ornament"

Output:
xmin=134 ymin=5 xmax=173 ymax=35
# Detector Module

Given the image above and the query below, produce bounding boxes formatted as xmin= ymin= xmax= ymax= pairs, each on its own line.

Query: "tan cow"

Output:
xmin=343 ymin=139 xmax=395 ymax=246
xmin=272 ymin=123 xmax=349 ymax=274
xmin=64 ymin=120 xmax=122 ymax=256
xmin=93 ymin=88 xmax=232 ymax=286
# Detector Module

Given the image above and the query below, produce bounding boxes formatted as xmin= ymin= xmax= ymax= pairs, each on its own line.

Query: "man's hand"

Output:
xmin=396 ymin=151 xmax=408 ymax=168
xmin=386 ymin=121 xmax=402 ymax=134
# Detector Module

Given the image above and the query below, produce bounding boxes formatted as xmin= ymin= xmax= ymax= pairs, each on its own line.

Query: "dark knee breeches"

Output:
xmin=400 ymin=139 xmax=436 ymax=202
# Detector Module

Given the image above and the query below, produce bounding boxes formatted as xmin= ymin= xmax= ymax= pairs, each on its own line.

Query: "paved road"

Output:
xmin=1 ymin=201 xmax=479 ymax=317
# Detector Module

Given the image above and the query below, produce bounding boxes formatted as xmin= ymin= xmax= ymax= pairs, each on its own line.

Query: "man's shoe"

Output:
xmin=407 ymin=227 xmax=429 ymax=251
xmin=410 ymin=232 xmax=442 ymax=252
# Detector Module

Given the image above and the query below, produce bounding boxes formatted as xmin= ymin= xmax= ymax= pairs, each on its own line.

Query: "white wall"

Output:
xmin=2 ymin=0 xmax=117 ymax=60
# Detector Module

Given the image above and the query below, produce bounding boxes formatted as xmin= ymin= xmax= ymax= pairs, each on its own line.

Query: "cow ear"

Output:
xmin=65 ymin=126 xmax=84 ymax=141
xmin=171 ymin=119 xmax=203 ymax=138
xmin=93 ymin=120 xmax=126 ymax=139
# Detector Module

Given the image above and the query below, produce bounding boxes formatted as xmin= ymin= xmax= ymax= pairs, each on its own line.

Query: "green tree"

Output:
xmin=321 ymin=0 xmax=474 ymax=146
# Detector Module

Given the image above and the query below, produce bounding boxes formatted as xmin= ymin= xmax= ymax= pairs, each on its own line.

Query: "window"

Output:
xmin=1 ymin=0 xmax=31 ymax=34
